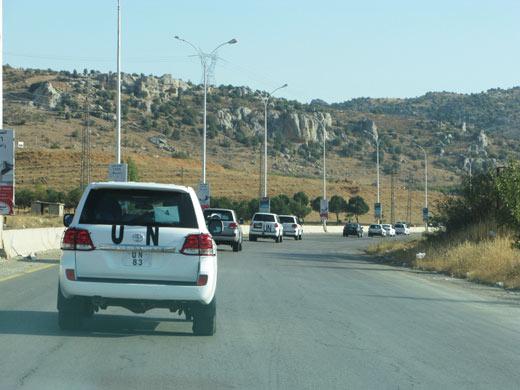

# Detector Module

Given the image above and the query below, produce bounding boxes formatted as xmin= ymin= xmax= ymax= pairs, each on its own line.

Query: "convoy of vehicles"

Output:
xmin=57 ymin=181 xmax=413 ymax=335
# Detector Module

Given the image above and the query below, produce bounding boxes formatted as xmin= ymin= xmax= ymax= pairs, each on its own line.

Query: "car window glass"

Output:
xmin=203 ymin=209 xmax=233 ymax=221
xmin=79 ymin=188 xmax=197 ymax=228
xmin=279 ymin=216 xmax=295 ymax=223
xmin=253 ymin=214 xmax=275 ymax=222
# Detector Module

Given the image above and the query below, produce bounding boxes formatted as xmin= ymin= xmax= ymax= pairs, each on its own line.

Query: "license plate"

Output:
xmin=264 ymin=224 xmax=273 ymax=232
xmin=122 ymin=250 xmax=151 ymax=267
xmin=254 ymin=223 xmax=262 ymax=228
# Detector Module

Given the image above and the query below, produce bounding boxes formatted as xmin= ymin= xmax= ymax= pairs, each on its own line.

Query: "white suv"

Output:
xmin=249 ymin=213 xmax=284 ymax=242
xmin=279 ymin=215 xmax=303 ymax=240
xmin=57 ymin=182 xmax=217 ymax=336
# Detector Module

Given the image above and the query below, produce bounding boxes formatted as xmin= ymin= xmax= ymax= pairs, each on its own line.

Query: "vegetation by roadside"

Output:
xmin=367 ymin=163 xmax=520 ymax=290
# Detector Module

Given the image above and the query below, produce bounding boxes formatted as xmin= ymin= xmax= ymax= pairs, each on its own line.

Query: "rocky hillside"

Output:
xmin=4 ymin=65 xmax=516 ymax=193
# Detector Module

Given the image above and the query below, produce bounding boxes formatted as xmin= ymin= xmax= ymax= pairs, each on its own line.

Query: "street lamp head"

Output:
xmin=282 ymin=83 xmax=288 ymax=88
xmin=228 ymin=38 xmax=238 ymax=44
xmin=174 ymin=35 xmax=180 ymax=40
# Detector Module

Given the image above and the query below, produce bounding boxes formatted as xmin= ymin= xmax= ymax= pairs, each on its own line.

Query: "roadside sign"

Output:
xmin=320 ymin=198 xmax=329 ymax=221
xmin=0 ymin=129 xmax=15 ymax=215
xmin=108 ymin=163 xmax=128 ymax=182
xmin=198 ymin=182 xmax=210 ymax=210
xmin=422 ymin=207 xmax=429 ymax=222
xmin=259 ymin=197 xmax=270 ymax=213
xmin=374 ymin=202 xmax=382 ymax=219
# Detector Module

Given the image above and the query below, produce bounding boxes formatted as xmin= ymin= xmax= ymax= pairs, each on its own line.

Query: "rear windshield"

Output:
xmin=253 ymin=214 xmax=275 ymax=222
xmin=370 ymin=224 xmax=379 ymax=229
xmin=279 ymin=216 xmax=295 ymax=224
xmin=204 ymin=209 xmax=233 ymax=221
xmin=347 ymin=223 xmax=358 ymax=228
xmin=79 ymin=188 xmax=198 ymax=228
xmin=395 ymin=224 xmax=403 ymax=228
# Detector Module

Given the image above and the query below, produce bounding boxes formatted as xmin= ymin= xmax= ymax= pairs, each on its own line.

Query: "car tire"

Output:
xmin=57 ymin=286 xmax=82 ymax=330
xmin=239 ymin=242 xmax=243 ymax=251
xmin=192 ymin=297 xmax=216 ymax=336
xmin=232 ymin=242 xmax=240 ymax=252
xmin=249 ymin=235 xmax=257 ymax=242
xmin=280 ymin=235 xmax=283 ymax=243
xmin=294 ymin=235 xmax=298 ymax=240
xmin=299 ymin=234 xmax=302 ymax=240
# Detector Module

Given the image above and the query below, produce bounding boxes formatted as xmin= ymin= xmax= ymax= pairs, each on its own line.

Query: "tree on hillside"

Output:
xmin=311 ymin=196 xmax=323 ymax=213
xmin=329 ymin=195 xmax=348 ymax=223
xmin=293 ymin=191 xmax=309 ymax=207
xmin=347 ymin=195 xmax=369 ymax=223
xmin=291 ymin=192 xmax=311 ymax=221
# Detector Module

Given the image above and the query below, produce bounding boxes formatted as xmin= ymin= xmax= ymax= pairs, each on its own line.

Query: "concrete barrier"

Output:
xmin=2 ymin=227 xmax=65 ymax=259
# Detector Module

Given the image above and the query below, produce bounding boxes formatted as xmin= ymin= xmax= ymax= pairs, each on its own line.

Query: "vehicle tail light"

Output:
xmin=229 ymin=222 xmax=238 ymax=229
xmin=292 ymin=224 xmax=298 ymax=228
xmin=61 ymin=228 xmax=95 ymax=251
xmin=197 ymin=274 xmax=208 ymax=286
xmin=181 ymin=234 xmax=215 ymax=256
xmin=274 ymin=223 xmax=279 ymax=228
xmin=65 ymin=269 xmax=76 ymax=281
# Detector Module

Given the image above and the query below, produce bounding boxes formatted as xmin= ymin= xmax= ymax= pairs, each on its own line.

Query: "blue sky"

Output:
xmin=4 ymin=0 xmax=520 ymax=103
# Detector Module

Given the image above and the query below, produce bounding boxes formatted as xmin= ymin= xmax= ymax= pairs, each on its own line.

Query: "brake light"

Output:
xmin=61 ymin=228 xmax=95 ymax=251
xmin=292 ymin=224 xmax=298 ymax=228
xmin=274 ymin=223 xmax=279 ymax=228
xmin=65 ymin=269 xmax=76 ymax=281
xmin=229 ymin=222 xmax=238 ymax=229
xmin=197 ymin=274 xmax=208 ymax=286
xmin=181 ymin=234 xmax=215 ymax=256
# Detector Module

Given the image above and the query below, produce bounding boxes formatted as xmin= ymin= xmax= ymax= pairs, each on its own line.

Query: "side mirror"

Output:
xmin=63 ymin=213 xmax=74 ymax=227
xmin=239 ymin=218 xmax=244 ymax=225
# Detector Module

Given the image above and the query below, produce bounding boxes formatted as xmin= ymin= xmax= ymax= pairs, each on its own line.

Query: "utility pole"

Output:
xmin=115 ymin=0 xmax=121 ymax=164
xmin=80 ymin=81 xmax=92 ymax=190
xmin=390 ymin=171 xmax=395 ymax=224
xmin=406 ymin=175 xmax=413 ymax=225
xmin=260 ymin=83 xmax=287 ymax=197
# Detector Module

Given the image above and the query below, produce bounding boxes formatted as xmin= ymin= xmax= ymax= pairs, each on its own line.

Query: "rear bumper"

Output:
xmin=283 ymin=229 xmax=298 ymax=236
xmin=249 ymin=229 xmax=278 ymax=238
xmin=59 ymin=254 xmax=217 ymax=304
xmin=60 ymin=272 xmax=215 ymax=304
xmin=213 ymin=234 xmax=240 ymax=244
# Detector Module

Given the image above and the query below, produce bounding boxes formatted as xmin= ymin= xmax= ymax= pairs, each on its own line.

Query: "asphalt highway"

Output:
xmin=1 ymin=234 xmax=519 ymax=389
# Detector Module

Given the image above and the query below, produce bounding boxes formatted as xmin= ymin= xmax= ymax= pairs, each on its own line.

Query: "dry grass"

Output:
xmin=4 ymin=214 xmax=63 ymax=229
xmin=367 ymin=223 xmax=520 ymax=289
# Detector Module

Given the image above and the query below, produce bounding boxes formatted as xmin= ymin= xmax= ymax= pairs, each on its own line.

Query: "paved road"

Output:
xmin=1 ymin=234 xmax=520 ymax=389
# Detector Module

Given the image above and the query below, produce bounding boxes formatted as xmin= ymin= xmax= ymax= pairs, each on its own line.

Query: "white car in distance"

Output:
xmin=368 ymin=224 xmax=387 ymax=237
xmin=279 ymin=215 xmax=303 ymax=240
xmin=249 ymin=213 xmax=284 ymax=242
xmin=382 ymin=224 xmax=396 ymax=237
xmin=58 ymin=182 xmax=217 ymax=336
xmin=394 ymin=223 xmax=410 ymax=235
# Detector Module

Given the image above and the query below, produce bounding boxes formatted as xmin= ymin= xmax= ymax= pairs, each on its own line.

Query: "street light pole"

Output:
xmin=364 ymin=129 xmax=381 ymax=223
xmin=116 ymin=0 xmax=121 ymax=164
xmin=414 ymin=143 xmax=428 ymax=232
xmin=261 ymin=83 xmax=287 ymax=197
xmin=174 ymin=36 xmax=237 ymax=184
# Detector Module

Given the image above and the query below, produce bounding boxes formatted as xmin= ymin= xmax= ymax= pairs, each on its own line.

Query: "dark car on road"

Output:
xmin=343 ymin=222 xmax=363 ymax=238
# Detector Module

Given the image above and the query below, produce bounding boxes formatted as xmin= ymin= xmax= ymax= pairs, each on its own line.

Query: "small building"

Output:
xmin=31 ymin=201 xmax=65 ymax=217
